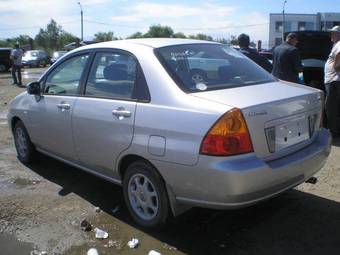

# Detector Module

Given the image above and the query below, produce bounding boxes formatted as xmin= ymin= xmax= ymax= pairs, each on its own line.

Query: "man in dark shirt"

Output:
xmin=238 ymin=33 xmax=272 ymax=72
xmin=272 ymin=33 xmax=303 ymax=83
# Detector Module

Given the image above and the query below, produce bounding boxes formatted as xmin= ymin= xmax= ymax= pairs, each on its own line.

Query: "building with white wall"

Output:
xmin=269 ymin=12 xmax=340 ymax=49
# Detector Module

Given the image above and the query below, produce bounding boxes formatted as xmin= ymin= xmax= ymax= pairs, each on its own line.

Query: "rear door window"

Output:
xmin=84 ymin=52 xmax=137 ymax=100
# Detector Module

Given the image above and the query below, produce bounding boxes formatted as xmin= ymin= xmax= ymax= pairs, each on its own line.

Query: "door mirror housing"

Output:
xmin=27 ymin=81 xmax=41 ymax=95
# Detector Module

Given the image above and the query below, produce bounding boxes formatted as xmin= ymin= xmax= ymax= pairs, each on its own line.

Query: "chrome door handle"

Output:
xmin=57 ymin=103 xmax=71 ymax=110
xmin=112 ymin=108 xmax=131 ymax=118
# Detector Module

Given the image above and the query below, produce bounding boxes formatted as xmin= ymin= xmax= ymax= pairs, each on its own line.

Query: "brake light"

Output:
xmin=200 ymin=108 xmax=254 ymax=156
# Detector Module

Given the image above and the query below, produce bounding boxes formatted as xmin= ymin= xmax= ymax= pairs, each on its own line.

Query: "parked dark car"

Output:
xmin=22 ymin=50 xmax=50 ymax=68
xmin=286 ymin=31 xmax=332 ymax=91
xmin=0 ymin=48 xmax=12 ymax=72
xmin=51 ymin=51 xmax=68 ymax=64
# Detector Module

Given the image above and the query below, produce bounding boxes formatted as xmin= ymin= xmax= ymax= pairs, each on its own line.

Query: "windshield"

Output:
xmin=155 ymin=44 xmax=275 ymax=92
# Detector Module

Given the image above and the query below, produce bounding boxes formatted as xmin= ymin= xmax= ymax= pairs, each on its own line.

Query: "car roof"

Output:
xmin=75 ymin=38 xmax=219 ymax=52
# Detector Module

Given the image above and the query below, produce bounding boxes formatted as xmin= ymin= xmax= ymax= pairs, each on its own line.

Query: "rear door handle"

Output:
xmin=112 ymin=107 xmax=131 ymax=118
xmin=57 ymin=103 xmax=71 ymax=110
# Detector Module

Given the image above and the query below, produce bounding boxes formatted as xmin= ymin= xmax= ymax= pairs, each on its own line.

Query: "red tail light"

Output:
xmin=200 ymin=108 xmax=254 ymax=156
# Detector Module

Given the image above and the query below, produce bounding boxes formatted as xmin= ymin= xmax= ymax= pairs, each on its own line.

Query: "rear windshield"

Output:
xmin=155 ymin=43 xmax=275 ymax=93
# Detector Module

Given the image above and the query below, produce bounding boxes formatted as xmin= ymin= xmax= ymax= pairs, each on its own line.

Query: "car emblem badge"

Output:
xmin=248 ymin=110 xmax=268 ymax=117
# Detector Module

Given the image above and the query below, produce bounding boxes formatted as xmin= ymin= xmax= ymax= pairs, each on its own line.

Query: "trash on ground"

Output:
xmin=148 ymin=250 xmax=162 ymax=255
xmin=94 ymin=207 xmax=101 ymax=213
xmin=127 ymin=238 xmax=139 ymax=248
xmin=30 ymin=251 xmax=48 ymax=255
xmin=80 ymin=219 xmax=92 ymax=232
xmin=112 ymin=205 xmax=120 ymax=214
xmin=104 ymin=239 xmax=123 ymax=249
xmin=163 ymin=243 xmax=177 ymax=250
xmin=95 ymin=227 xmax=109 ymax=239
xmin=87 ymin=248 xmax=99 ymax=255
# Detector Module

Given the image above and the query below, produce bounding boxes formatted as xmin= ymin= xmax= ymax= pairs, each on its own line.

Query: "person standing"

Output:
xmin=10 ymin=42 xmax=24 ymax=86
xmin=238 ymin=33 xmax=272 ymax=72
xmin=324 ymin=26 xmax=340 ymax=134
xmin=272 ymin=33 xmax=303 ymax=83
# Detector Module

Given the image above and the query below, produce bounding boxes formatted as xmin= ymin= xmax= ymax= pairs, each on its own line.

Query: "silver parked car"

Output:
xmin=8 ymin=39 xmax=331 ymax=228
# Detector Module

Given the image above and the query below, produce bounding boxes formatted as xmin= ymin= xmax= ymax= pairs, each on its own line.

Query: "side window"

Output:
xmin=85 ymin=52 xmax=136 ymax=99
xmin=44 ymin=54 xmax=89 ymax=95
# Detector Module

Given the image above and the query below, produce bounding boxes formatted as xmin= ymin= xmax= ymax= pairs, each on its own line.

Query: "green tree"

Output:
xmin=189 ymin=33 xmax=213 ymax=41
xmin=94 ymin=31 xmax=117 ymax=42
xmin=58 ymin=32 xmax=78 ymax=48
xmin=126 ymin=32 xmax=143 ymax=39
xmin=34 ymin=19 xmax=62 ymax=50
xmin=35 ymin=28 xmax=48 ymax=49
xmin=173 ymin=32 xmax=186 ymax=38
xmin=228 ymin=35 xmax=238 ymax=45
xmin=144 ymin=25 xmax=174 ymax=38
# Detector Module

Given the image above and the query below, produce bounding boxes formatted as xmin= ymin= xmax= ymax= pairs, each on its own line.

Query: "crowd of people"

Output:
xmin=238 ymin=26 xmax=340 ymax=135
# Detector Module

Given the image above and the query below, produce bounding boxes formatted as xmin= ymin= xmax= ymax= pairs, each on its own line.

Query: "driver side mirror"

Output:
xmin=27 ymin=81 xmax=41 ymax=95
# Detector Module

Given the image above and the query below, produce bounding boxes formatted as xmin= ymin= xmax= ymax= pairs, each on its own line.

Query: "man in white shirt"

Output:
xmin=10 ymin=42 xmax=23 ymax=86
xmin=324 ymin=26 xmax=340 ymax=134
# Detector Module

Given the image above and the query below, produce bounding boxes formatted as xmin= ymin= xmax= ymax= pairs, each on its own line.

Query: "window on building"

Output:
xmin=298 ymin=22 xmax=306 ymax=31
xmin=275 ymin=38 xmax=282 ymax=46
xmin=275 ymin=21 xmax=283 ymax=32
xmin=275 ymin=21 xmax=291 ymax=32
xmin=325 ymin=21 xmax=334 ymax=30
xmin=298 ymin=22 xmax=314 ymax=31
xmin=284 ymin=21 xmax=292 ymax=32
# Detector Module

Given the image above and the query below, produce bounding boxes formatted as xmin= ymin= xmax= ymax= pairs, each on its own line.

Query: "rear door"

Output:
xmin=72 ymin=50 xmax=141 ymax=178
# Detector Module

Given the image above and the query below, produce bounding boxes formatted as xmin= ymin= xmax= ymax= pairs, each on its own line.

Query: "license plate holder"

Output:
xmin=275 ymin=116 xmax=310 ymax=151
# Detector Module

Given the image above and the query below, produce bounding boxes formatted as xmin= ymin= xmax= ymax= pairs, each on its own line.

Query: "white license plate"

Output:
xmin=275 ymin=116 xmax=310 ymax=151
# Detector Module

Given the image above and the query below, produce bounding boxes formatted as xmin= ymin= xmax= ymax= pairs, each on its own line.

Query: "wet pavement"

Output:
xmin=0 ymin=233 xmax=35 ymax=255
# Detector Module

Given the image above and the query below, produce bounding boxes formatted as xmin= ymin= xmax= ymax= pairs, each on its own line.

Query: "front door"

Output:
xmin=29 ymin=53 xmax=90 ymax=162
xmin=72 ymin=51 xmax=137 ymax=178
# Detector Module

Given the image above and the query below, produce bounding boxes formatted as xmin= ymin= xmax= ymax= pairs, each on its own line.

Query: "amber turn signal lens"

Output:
xmin=200 ymin=108 xmax=254 ymax=156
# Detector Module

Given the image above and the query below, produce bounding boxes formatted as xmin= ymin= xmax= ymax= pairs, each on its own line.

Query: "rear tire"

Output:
xmin=123 ymin=161 xmax=170 ymax=228
xmin=13 ymin=121 xmax=36 ymax=164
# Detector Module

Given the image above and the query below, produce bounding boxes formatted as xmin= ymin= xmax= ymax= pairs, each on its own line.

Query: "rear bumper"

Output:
xmin=154 ymin=128 xmax=331 ymax=210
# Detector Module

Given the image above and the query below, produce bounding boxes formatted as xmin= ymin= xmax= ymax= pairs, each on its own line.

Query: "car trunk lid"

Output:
xmin=293 ymin=30 xmax=332 ymax=61
xmin=192 ymin=81 xmax=323 ymax=160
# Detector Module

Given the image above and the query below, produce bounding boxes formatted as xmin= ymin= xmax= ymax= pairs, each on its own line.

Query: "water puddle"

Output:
xmin=0 ymin=233 xmax=35 ymax=255
xmin=22 ymin=70 xmax=44 ymax=80
xmin=14 ymin=178 xmax=41 ymax=187
xmin=0 ymin=111 xmax=7 ymax=120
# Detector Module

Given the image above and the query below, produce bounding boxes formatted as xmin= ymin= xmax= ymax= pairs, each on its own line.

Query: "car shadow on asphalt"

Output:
xmin=27 ymin=153 xmax=340 ymax=255
xmin=332 ymin=135 xmax=340 ymax=147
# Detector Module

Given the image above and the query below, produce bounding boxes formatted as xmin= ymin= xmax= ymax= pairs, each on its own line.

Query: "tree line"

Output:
xmin=0 ymin=19 xmax=248 ymax=55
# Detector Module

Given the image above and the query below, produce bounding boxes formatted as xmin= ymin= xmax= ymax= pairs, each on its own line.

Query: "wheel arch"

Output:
xmin=11 ymin=116 xmax=22 ymax=132
xmin=118 ymin=154 xmax=191 ymax=216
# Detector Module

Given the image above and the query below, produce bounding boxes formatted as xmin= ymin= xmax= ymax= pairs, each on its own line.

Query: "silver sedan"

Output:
xmin=8 ymin=39 xmax=331 ymax=228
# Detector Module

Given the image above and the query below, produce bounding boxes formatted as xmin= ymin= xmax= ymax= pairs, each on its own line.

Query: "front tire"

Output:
xmin=13 ymin=121 xmax=36 ymax=164
xmin=123 ymin=161 xmax=170 ymax=228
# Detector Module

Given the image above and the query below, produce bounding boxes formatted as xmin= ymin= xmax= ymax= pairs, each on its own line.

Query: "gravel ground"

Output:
xmin=1 ymin=68 xmax=340 ymax=255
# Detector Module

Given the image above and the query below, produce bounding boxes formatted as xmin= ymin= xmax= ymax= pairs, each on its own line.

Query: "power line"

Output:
xmin=83 ymin=20 xmax=144 ymax=29
xmin=83 ymin=20 xmax=269 ymax=31
xmin=176 ymin=23 xmax=269 ymax=31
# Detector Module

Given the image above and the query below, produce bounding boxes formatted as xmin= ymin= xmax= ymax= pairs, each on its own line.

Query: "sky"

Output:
xmin=0 ymin=0 xmax=339 ymax=47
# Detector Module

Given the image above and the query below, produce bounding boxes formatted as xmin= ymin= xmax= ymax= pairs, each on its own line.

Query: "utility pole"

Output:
xmin=78 ymin=2 xmax=83 ymax=42
xmin=282 ymin=0 xmax=287 ymax=41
